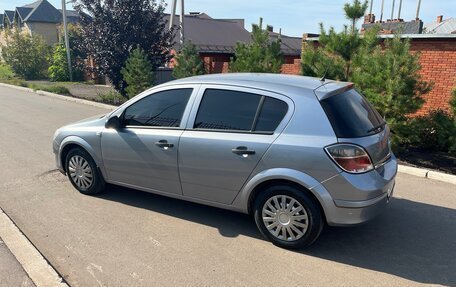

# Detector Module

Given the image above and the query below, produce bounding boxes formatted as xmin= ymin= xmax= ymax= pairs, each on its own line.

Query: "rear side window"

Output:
xmin=123 ymin=88 xmax=192 ymax=127
xmin=255 ymin=97 xmax=288 ymax=133
xmin=320 ymin=89 xmax=384 ymax=138
xmin=194 ymin=89 xmax=288 ymax=133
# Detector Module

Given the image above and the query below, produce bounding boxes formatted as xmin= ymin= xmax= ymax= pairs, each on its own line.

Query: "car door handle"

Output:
xmin=232 ymin=146 xmax=255 ymax=156
xmin=155 ymin=140 xmax=174 ymax=149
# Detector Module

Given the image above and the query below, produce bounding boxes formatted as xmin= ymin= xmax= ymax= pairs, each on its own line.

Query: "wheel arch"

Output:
xmin=234 ymin=168 xmax=336 ymax=222
xmin=59 ymin=136 xmax=102 ymax=174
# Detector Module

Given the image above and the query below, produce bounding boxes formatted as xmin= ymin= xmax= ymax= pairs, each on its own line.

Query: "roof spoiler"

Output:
xmin=314 ymin=81 xmax=354 ymax=101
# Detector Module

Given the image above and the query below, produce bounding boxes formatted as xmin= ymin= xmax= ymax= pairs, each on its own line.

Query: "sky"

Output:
xmin=1 ymin=0 xmax=455 ymax=37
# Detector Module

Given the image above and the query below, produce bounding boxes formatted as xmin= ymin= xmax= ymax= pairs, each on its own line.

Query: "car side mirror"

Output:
xmin=105 ymin=116 xmax=122 ymax=129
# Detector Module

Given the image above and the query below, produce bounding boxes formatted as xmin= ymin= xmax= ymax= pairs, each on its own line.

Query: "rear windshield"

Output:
xmin=320 ymin=89 xmax=385 ymax=138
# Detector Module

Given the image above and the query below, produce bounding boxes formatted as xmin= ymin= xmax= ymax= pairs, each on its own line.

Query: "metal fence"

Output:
xmin=154 ymin=68 xmax=175 ymax=85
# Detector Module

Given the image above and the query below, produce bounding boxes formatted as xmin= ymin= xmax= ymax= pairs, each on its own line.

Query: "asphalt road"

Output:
xmin=0 ymin=86 xmax=455 ymax=287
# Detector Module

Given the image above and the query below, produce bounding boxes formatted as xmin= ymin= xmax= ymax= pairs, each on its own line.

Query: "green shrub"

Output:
xmin=450 ymin=89 xmax=456 ymax=116
xmin=49 ymin=44 xmax=70 ymax=82
xmin=41 ymin=85 xmax=71 ymax=95
xmin=407 ymin=109 xmax=456 ymax=153
xmin=2 ymin=78 xmax=28 ymax=87
xmin=0 ymin=64 xmax=16 ymax=80
xmin=96 ymin=90 xmax=125 ymax=105
xmin=27 ymin=83 xmax=71 ymax=96
xmin=121 ymin=46 xmax=154 ymax=99
xmin=1 ymin=30 xmax=50 ymax=80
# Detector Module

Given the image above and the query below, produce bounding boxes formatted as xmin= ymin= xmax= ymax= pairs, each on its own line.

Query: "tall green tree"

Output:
xmin=344 ymin=0 xmax=368 ymax=33
xmin=230 ymin=18 xmax=283 ymax=73
xmin=121 ymin=47 xmax=155 ymax=99
xmin=300 ymin=41 xmax=345 ymax=80
xmin=302 ymin=0 xmax=368 ymax=80
xmin=48 ymin=43 xmax=70 ymax=81
xmin=1 ymin=30 xmax=50 ymax=80
xmin=73 ymin=0 xmax=173 ymax=96
xmin=351 ymin=34 xmax=432 ymax=142
xmin=172 ymin=42 xmax=205 ymax=79
xmin=302 ymin=0 xmax=432 ymax=148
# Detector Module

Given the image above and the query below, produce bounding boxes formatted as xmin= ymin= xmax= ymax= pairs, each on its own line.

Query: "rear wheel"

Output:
xmin=65 ymin=147 xmax=105 ymax=195
xmin=253 ymin=185 xmax=324 ymax=249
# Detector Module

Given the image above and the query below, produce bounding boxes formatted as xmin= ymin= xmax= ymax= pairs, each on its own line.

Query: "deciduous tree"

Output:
xmin=1 ymin=30 xmax=50 ymax=80
xmin=73 ymin=0 xmax=173 ymax=96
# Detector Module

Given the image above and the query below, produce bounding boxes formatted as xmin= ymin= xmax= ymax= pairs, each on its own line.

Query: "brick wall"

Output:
xmin=281 ymin=57 xmax=301 ymax=74
xmin=409 ymin=38 xmax=456 ymax=115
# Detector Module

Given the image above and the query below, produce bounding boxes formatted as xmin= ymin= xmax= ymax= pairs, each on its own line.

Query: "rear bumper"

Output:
xmin=315 ymin=155 xmax=397 ymax=226
xmin=325 ymin=180 xmax=394 ymax=226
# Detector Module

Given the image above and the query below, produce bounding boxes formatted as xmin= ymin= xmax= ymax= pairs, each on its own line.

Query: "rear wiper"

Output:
xmin=366 ymin=122 xmax=386 ymax=133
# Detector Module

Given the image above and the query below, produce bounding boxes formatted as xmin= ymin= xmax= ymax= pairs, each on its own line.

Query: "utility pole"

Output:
xmin=398 ymin=0 xmax=403 ymax=19
xmin=391 ymin=0 xmax=395 ymax=20
xmin=415 ymin=0 xmax=422 ymax=20
xmin=179 ymin=0 xmax=184 ymax=45
xmin=369 ymin=0 xmax=374 ymax=15
xmin=168 ymin=0 xmax=184 ymax=45
xmin=62 ymin=0 xmax=72 ymax=81
xmin=380 ymin=0 xmax=385 ymax=22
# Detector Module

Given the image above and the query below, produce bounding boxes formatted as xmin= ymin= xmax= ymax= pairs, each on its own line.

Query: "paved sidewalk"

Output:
xmin=0 ymin=237 xmax=35 ymax=287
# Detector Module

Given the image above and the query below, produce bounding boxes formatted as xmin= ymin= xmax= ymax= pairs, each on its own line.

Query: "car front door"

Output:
xmin=101 ymin=86 xmax=197 ymax=195
xmin=178 ymin=86 xmax=292 ymax=204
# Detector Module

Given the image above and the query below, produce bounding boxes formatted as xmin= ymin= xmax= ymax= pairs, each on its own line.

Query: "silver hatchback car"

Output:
xmin=53 ymin=73 xmax=397 ymax=248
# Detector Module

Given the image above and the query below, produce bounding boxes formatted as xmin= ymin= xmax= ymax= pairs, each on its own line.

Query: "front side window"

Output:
xmin=123 ymin=88 xmax=192 ymax=127
xmin=194 ymin=89 xmax=288 ymax=133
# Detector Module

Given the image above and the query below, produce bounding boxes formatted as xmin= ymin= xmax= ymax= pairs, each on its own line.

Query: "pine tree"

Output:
xmin=121 ymin=47 xmax=155 ymax=99
xmin=344 ymin=0 xmax=368 ymax=33
xmin=172 ymin=42 xmax=205 ymax=79
xmin=230 ymin=18 xmax=283 ymax=73
xmin=351 ymin=35 xmax=432 ymax=123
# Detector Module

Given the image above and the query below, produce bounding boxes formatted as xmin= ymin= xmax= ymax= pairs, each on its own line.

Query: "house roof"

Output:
xmin=268 ymin=31 xmax=302 ymax=56
xmin=15 ymin=7 xmax=33 ymax=20
xmin=362 ymin=21 xmax=423 ymax=34
xmin=167 ymin=14 xmax=302 ymax=56
xmin=57 ymin=9 xmax=80 ymax=24
xmin=3 ymin=0 xmax=80 ymax=25
xmin=4 ymin=10 xmax=14 ymax=23
xmin=424 ymin=17 xmax=456 ymax=34
xmin=166 ymin=14 xmax=252 ymax=54
xmin=24 ymin=0 xmax=63 ymax=23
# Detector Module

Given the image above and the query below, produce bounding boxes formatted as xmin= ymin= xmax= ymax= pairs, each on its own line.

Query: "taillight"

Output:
xmin=325 ymin=144 xmax=373 ymax=174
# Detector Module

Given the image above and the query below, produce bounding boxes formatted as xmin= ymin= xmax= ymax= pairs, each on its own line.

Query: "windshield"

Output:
xmin=320 ymin=89 xmax=385 ymax=138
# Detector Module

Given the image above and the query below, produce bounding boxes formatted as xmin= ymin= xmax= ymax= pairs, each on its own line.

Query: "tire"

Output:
xmin=65 ymin=147 xmax=105 ymax=195
xmin=253 ymin=185 xmax=324 ymax=249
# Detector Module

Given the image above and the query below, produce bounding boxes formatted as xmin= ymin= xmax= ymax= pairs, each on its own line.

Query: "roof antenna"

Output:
xmin=320 ymin=66 xmax=329 ymax=82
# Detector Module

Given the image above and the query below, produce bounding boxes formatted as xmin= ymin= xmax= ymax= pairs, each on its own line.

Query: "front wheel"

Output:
xmin=253 ymin=185 xmax=324 ymax=249
xmin=65 ymin=147 xmax=105 ymax=195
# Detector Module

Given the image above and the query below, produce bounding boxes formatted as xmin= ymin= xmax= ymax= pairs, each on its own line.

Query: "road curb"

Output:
xmin=0 ymin=208 xmax=68 ymax=287
xmin=1 ymin=81 xmax=455 ymax=185
xmin=398 ymin=165 xmax=456 ymax=185
xmin=0 ymin=82 xmax=116 ymax=111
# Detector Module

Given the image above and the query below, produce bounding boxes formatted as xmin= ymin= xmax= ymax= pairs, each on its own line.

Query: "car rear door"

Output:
xmin=178 ymin=85 xmax=293 ymax=204
xmin=101 ymin=86 xmax=197 ymax=195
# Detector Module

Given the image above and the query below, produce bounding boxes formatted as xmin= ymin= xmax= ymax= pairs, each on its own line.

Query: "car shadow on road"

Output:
xmin=98 ymin=185 xmax=455 ymax=286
